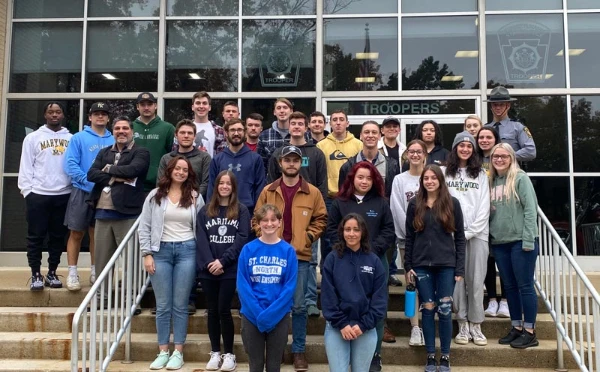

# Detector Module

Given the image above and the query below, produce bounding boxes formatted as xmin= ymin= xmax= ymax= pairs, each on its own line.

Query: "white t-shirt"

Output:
xmin=194 ymin=121 xmax=216 ymax=158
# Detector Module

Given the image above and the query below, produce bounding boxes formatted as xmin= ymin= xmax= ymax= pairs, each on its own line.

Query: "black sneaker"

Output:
xmin=439 ymin=354 xmax=451 ymax=372
xmin=44 ymin=271 xmax=63 ymax=288
xmin=188 ymin=302 xmax=197 ymax=315
xmin=510 ymin=330 xmax=539 ymax=349
xmin=499 ymin=327 xmax=523 ymax=344
xmin=369 ymin=352 xmax=382 ymax=372
xmin=424 ymin=354 xmax=437 ymax=372
xmin=29 ymin=273 xmax=44 ymax=291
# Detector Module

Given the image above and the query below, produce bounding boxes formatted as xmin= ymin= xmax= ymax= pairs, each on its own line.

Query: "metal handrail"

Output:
xmin=70 ymin=217 xmax=151 ymax=372
xmin=536 ymin=206 xmax=600 ymax=371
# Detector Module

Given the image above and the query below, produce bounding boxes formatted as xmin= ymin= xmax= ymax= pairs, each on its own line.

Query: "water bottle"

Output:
xmin=405 ymin=283 xmax=417 ymax=318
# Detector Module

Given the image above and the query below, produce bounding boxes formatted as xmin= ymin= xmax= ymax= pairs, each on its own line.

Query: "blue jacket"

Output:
xmin=237 ymin=238 xmax=298 ymax=333
xmin=64 ymin=126 xmax=114 ymax=193
xmin=321 ymin=248 xmax=387 ymax=332
xmin=208 ymin=145 xmax=266 ymax=209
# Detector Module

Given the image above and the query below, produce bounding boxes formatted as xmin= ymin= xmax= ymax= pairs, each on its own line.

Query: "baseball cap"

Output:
xmin=279 ymin=145 xmax=302 ymax=159
xmin=136 ymin=92 xmax=157 ymax=104
xmin=89 ymin=102 xmax=110 ymax=114
xmin=381 ymin=116 xmax=400 ymax=126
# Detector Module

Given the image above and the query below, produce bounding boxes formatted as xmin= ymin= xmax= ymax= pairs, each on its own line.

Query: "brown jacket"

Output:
xmin=254 ymin=177 xmax=327 ymax=262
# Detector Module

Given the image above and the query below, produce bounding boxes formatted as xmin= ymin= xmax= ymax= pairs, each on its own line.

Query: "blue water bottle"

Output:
xmin=405 ymin=283 xmax=417 ymax=318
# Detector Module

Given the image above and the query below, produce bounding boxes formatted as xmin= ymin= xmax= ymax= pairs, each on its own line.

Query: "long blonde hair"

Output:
xmin=489 ymin=143 xmax=521 ymax=202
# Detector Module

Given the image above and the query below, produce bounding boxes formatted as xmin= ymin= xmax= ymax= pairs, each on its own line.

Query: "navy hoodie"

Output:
xmin=207 ymin=145 xmax=266 ymax=209
xmin=196 ymin=204 xmax=251 ymax=280
xmin=321 ymin=247 xmax=387 ymax=332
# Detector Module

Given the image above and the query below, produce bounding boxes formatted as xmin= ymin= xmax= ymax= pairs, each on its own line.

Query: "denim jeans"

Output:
xmin=413 ymin=266 xmax=455 ymax=355
xmin=151 ymin=240 xmax=197 ymax=345
xmin=319 ymin=197 xmax=333 ymax=268
xmin=292 ymin=260 xmax=310 ymax=352
xmin=492 ymin=240 xmax=539 ymax=329
xmin=305 ymin=240 xmax=318 ymax=306
xmin=324 ymin=321 xmax=377 ymax=372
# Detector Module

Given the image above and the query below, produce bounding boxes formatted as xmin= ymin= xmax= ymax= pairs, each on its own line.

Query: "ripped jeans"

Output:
xmin=413 ymin=266 xmax=456 ymax=355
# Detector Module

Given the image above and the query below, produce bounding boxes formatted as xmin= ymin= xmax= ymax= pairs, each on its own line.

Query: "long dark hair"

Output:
xmin=413 ymin=165 xmax=455 ymax=233
xmin=414 ymin=120 xmax=443 ymax=147
xmin=445 ymin=143 xmax=482 ymax=179
xmin=332 ymin=213 xmax=371 ymax=257
xmin=206 ymin=170 xmax=240 ymax=220
xmin=476 ymin=126 xmax=500 ymax=157
xmin=154 ymin=156 xmax=198 ymax=208
xmin=338 ymin=161 xmax=385 ymax=201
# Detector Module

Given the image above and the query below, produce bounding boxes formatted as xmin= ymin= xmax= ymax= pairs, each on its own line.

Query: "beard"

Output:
xmin=281 ymin=167 xmax=300 ymax=178
xmin=228 ymin=135 xmax=246 ymax=146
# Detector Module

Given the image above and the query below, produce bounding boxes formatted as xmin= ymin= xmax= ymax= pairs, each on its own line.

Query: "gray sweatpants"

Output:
xmin=94 ymin=218 xmax=136 ymax=283
xmin=454 ymin=237 xmax=488 ymax=324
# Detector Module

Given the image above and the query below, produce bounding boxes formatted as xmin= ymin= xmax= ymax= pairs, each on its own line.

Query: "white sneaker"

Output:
xmin=221 ymin=353 xmax=237 ymax=371
xmin=89 ymin=270 xmax=96 ymax=285
xmin=206 ymin=351 xmax=221 ymax=371
xmin=469 ymin=322 xmax=488 ymax=346
xmin=66 ymin=274 xmax=81 ymax=291
xmin=409 ymin=326 xmax=424 ymax=346
xmin=485 ymin=300 xmax=498 ymax=317
xmin=454 ymin=321 xmax=471 ymax=345
xmin=497 ymin=300 xmax=510 ymax=318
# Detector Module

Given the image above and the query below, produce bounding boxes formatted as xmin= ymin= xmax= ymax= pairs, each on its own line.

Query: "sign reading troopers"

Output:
xmin=259 ymin=45 xmax=302 ymax=87
xmin=497 ymin=21 xmax=551 ymax=83
xmin=327 ymin=100 xmax=475 ymax=116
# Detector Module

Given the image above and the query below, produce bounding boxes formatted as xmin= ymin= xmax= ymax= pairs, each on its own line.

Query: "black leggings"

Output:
xmin=485 ymin=255 xmax=506 ymax=300
xmin=201 ymin=278 xmax=237 ymax=353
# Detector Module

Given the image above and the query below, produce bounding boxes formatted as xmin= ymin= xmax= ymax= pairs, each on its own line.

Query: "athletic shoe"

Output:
xmin=470 ymin=322 xmax=488 ymax=346
xmin=369 ymin=352 xmax=382 ymax=372
xmin=149 ymin=350 xmax=169 ymax=370
xmin=89 ymin=270 xmax=96 ymax=285
xmin=29 ymin=273 xmax=44 ymax=291
xmin=206 ymin=351 xmax=221 ymax=371
xmin=66 ymin=274 xmax=81 ymax=291
xmin=188 ymin=302 xmax=197 ymax=315
xmin=409 ymin=326 xmax=424 ymax=346
xmin=439 ymin=354 xmax=451 ymax=372
xmin=388 ymin=274 xmax=403 ymax=286
xmin=454 ymin=321 xmax=471 ymax=344
xmin=510 ymin=330 xmax=539 ymax=349
xmin=166 ymin=350 xmax=184 ymax=370
xmin=307 ymin=304 xmax=320 ymax=317
xmin=497 ymin=300 xmax=510 ymax=318
xmin=424 ymin=354 xmax=437 ymax=372
xmin=221 ymin=353 xmax=237 ymax=371
xmin=485 ymin=300 xmax=498 ymax=317
xmin=44 ymin=272 xmax=63 ymax=288
xmin=499 ymin=327 xmax=523 ymax=344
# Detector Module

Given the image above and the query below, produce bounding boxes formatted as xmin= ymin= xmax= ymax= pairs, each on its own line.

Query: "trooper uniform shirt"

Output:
xmin=485 ymin=117 xmax=536 ymax=162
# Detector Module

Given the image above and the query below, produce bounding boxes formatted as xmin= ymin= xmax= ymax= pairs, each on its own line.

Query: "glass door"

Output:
xmin=402 ymin=118 xmax=467 ymax=152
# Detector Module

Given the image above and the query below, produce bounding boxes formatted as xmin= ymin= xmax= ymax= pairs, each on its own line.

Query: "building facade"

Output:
xmin=1 ymin=0 xmax=599 ymax=268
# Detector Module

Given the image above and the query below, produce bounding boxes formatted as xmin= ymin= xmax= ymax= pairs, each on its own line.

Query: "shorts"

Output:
xmin=64 ymin=188 xmax=95 ymax=231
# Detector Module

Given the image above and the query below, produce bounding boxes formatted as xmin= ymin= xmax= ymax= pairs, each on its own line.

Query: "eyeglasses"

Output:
xmin=492 ymin=154 xmax=510 ymax=161
xmin=408 ymin=150 xmax=424 ymax=155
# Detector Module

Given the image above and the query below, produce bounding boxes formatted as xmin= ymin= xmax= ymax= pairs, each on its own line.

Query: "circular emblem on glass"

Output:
xmin=508 ymin=43 xmax=541 ymax=73
xmin=266 ymin=50 xmax=293 ymax=75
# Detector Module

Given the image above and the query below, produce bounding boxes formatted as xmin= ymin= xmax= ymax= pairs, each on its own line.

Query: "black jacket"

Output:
xmin=87 ymin=143 xmax=150 ymax=215
xmin=404 ymin=197 xmax=466 ymax=277
xmin=338 ymin=153 xmax=400 ymax=198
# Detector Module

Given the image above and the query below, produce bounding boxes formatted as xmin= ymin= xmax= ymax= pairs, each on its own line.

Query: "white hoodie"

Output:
xmin=443 ymin=167 xmax=490 ymax=241
xmin=390 ymin=171 xmax=421 ymax=240
xmin=18 ymin=125 xmax=72 ymax=197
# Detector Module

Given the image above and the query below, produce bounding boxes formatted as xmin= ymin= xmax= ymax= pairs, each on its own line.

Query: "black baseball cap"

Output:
xmin=381 ymin=116 xmax=400 ymax=126
xmin=279 ymin=145 xmax=302 ymax=159
xmin=136 ymin=92 xmax=157 ymax=104
xmin=89 ymin=102 xmax=110 ymax=114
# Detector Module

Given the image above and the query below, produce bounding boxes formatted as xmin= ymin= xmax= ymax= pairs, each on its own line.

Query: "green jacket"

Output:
xmin=489 ymin=170 xmax=538 ymax=250
xmin=132 ymin=116 xmax=175 ymax=191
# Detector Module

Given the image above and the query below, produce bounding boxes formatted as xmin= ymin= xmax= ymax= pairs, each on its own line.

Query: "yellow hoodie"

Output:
xmin=316 ymin=132 xmax=363 ymax=198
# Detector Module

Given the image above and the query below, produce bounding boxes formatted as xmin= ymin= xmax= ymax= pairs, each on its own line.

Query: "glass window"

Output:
xmin=83 ymin=100 xmax=138 ymax=126
xmin=1 ymin=178 xmax=27 ymax=251
xmin=486 ymin=0 xmax=562 ymax=11
xmin=531 ymin=176 xmax=572 ymax=251
xmin=572 ymin=96 xmax=600 ymax=172
xmin=326 ymin=99 xmax=476 ymax=115
xmin=486 ymin=15 xmax=566 ymax=88
xmin=574 ymin=177 xmax=600 ymax=256
xmin=86 ymin=21 xmax=159 ymax=92
xmin=4 ymin=100 xmax=79 ymax=173
xmin=401 ymin=0 xmax=475 ymax=13
xmin=406 ymin=123 xmax=464 ymax=151
xmin=242 ymin=99 xmax=315 ymax=126
xmin=242 ymin=20 xmax=316 ymax=92
xmin=568 ymin=0 xmax=600 ymax=8
xmin=486 ymin=95 xmax=568 ymax=172
xmin=567 ymin=14 xmax=600 ymax=88
xmin=164 ymin=99 xmax=238 ymax=127
xmin=167 ymin=0 xmax=238 ymax=16
xmin=243 ymin=0 xmax=315 ymax=15
xmin=10 ymin=22 xmax=82 ymax=93
xmin=324 ymin=18 xmax=397 ymax=91
xmin=324 ymin=0 xmax=397 ymax=14
xmin=402 ymin=16 xmax=478 ymax=90
xmin=88 ymin=0 xmax=160 ymax=17
xmin=13 ymin=0 xmax=84 ymax=18
xmin=166 ymin=21 xmax=238 ymax=92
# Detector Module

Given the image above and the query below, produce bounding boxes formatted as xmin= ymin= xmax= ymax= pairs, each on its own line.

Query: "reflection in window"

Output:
xmin=486 ymin=0 xmax=562 ymax=10
xmin=402 ymin=0 xmax=475 ymax=13
xmin=530 ymin=176 xmax=571 ymax=251
xmin=241 ymin=99 xmax=315 ymax=126
xmin=1 ymin=178 xmax=27 ymax=251
xmin=324 ymin=0 xmax=397 ymax=14
xmin=572 ymin=96 xmax=600 ymax=172
xmin=4 ymin=100 xmax=79 ymax=173
xmin=167 ymin=0 xmax=238 ymax=16
xmin=568 ymin=14 xmax=600 ymax=88
xmin=10 ymin=23 xmax=82 ymax=93
xmin=487 ymin=95 xmax=568 ymax=172
xmin=243 ymin=0 xmax=315 ymax=15
xmin=574 ymin=177 xmax=600 ymax=256
xmin=13 ymin=0 xmax=83 ymax=18
xmin=327 ymin=99 xmax=476 ymax=115
xmin=86 ymin=21 xmax=159 ymax=92
xmin=324 ymin=18 xmax=397 ymax=91
xmin=83 ymin=100 xmax=138 ymax=126
xmin=242 ymin=20 xmax=316 ymax=92
xmin=402 ymin=17 xmax=478 ymax=90
xmin=486 ymin=15 xmax=566 ymax=89
xmin=166 ymin=21 xmax=238 ymax=92
xmin=406 ymin=123 xmax=464 ymax=151
xmin=568 ymin=0 xmax=600 ymax=8
xmin=88 ymin=0 xmax=160 ymax=17
xmin=164 ymin=99 xmax=237 ymax=127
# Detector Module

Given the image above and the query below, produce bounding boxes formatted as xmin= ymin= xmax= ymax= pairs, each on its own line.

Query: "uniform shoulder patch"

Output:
xmin=523 ymin=126 xmax=533 ymax=138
